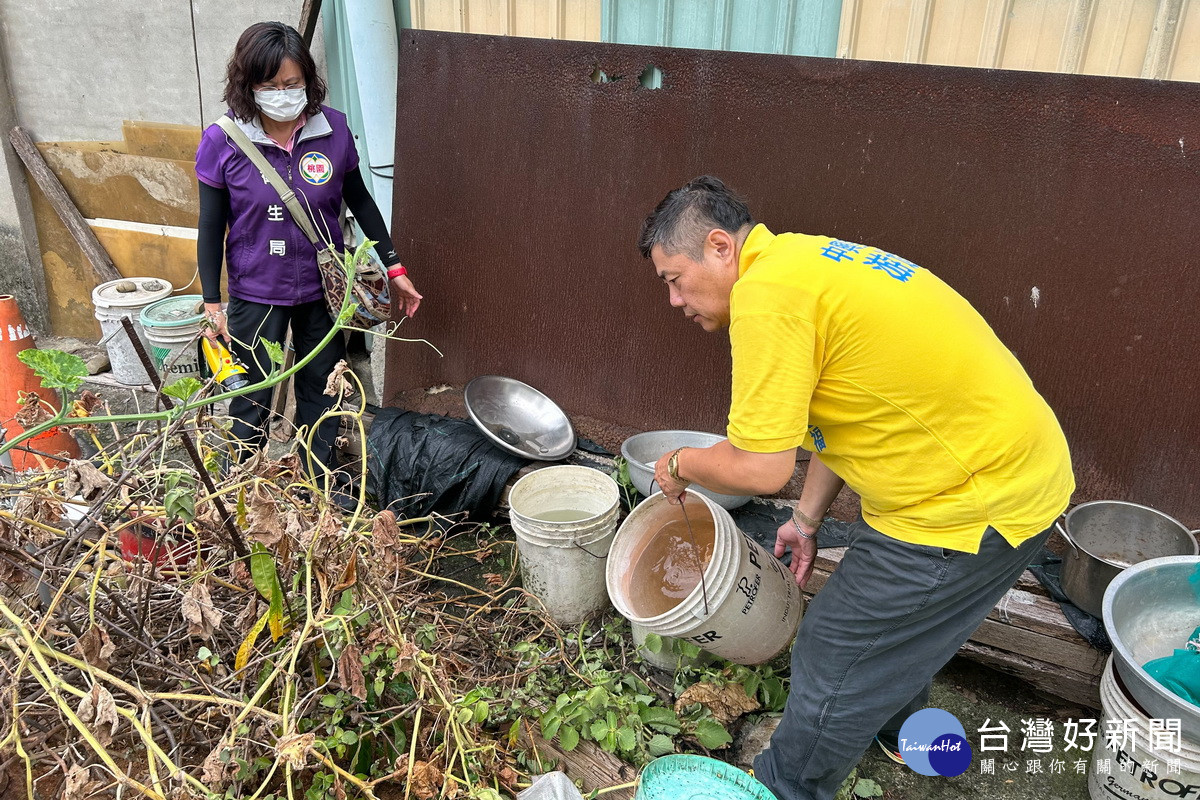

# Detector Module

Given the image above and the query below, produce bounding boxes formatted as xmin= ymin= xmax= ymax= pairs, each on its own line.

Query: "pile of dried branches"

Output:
xmin=0 ymin=395 xmax=570 ymax=800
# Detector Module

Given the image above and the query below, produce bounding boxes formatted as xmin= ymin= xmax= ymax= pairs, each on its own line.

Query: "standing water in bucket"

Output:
xmin=607 ymin=490 xmax=802 ymax=666
xmin=509 ymin=465 xmax=620 ymax=626
xmin=627 ymin=511 xmax=716 ymax=617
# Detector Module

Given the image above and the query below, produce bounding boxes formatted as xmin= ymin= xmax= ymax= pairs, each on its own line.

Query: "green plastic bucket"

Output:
xmin=636 ymin=755 xmax=774 ymax=800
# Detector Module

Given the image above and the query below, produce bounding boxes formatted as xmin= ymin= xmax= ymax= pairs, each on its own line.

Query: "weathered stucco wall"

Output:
xmin=387 ymin=30 xmax=1200 ymax=524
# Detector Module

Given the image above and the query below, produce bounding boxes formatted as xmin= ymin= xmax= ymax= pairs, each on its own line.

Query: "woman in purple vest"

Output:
xmin=196 ymin=22 xmax=421 ymax=486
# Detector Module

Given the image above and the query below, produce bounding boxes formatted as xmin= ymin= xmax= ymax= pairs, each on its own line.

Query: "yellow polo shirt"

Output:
xmin=727 ymin=225 xmax=1074 ymax=553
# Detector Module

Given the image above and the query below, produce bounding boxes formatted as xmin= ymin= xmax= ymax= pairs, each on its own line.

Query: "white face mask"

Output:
xmin=254 ymin=87 xmax=307 ymax=122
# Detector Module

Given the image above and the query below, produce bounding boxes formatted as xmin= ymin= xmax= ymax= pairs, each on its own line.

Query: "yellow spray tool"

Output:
xmin=200 ymin=329 xmax=251 ymax=392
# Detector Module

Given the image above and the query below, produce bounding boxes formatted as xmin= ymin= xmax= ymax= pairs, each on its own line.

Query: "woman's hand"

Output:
xmin=390 ymin=274 xmax=423 ymax=318
xmin=203 ymin=302 xmax=229 ymax=343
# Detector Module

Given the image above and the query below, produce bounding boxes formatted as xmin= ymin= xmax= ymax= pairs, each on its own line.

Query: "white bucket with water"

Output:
xmin=1089 ymin=656 xmax=1200 ymax=800
xmin=92 ymin=278 xmax=173 ymax=385
xmin=606 ymin=490 xmax=802 ymax=666
xmin=139 ymin=295 xmax=206 ymax=382
xmin=509 ymin=465 xmax=621 ymax=626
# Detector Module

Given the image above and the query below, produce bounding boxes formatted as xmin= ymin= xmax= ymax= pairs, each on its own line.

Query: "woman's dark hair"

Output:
xmin=638 ymin=176 xmax=754 ymax=260
xmin=223 ymin=22 xmax=327 ymax=122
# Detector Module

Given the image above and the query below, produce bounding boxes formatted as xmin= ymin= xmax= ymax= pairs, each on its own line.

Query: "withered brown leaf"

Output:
xmin=75 ymin=625 xmax=116 ymax=672
xmin=246 ymin=483 xmax=283 ymax=546
xmin=674 ymin=681 xmax=759 ymax=725
xmin=181 ymin=581 xmax=223 ymax=639
xmin=409 ymin=761 xmax=444 ymax=800
xmin=323 ymin=359 xmax=353 ymax=398
xmin=338 ymin=641 xmax=367 ymax=701
xmin=76 ymin=684 xmax=119 ymax=746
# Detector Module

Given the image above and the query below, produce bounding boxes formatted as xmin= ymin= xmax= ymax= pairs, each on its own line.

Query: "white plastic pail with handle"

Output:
xmin=92 ymin=278 xmax=173 ymax=384
xmin=606 ymin=490 xmax=802 ymax=665
xmin=509 ymin=465 xmax=621 ymax=626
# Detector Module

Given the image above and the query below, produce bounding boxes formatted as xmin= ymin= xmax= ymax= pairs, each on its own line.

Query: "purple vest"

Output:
xmin=195 ymin=106 xmax=359 ymax=306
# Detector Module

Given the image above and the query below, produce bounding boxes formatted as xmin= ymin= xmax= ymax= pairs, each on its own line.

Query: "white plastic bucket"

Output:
xmin=606 ymin=490 xmax=802 ymax=666
xmin=1089 ymin=656 xmax=1200 ymax=800
xmin=92 ymin=278 xmax=173 ymax=385
xmin=139 ymin=295 xmax=205 ymax=381
xmin=509 ymin=465 xmax=621 ymax=626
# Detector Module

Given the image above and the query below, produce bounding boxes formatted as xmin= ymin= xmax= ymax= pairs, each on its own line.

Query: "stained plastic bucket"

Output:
xmin=1089 ymin=656 xmax=1200 ymax=800
xmin=509 ymin=465 xmax=620 ymax=626
xmin=92 ymin=278 xmax=173 ymax=385
xmin=606 ymin=490 xmax=802 ymax=666
xmin=139 ymin=295 xmax=205 ymax=381
xmin=636 ymin=755 xmax=774 ymax=800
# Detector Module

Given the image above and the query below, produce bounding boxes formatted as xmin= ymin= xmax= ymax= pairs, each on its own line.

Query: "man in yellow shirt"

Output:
xmin=641 ymin=176 xmax=1073 ymax=800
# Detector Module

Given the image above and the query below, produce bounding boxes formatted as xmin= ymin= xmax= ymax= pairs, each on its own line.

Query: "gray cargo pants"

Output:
xmin=753 ymin=519 xmax=1053 ymax=800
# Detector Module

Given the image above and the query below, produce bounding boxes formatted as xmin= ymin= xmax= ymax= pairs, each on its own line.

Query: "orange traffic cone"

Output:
xmin=0 ymin=295 xmax=81 ymax=471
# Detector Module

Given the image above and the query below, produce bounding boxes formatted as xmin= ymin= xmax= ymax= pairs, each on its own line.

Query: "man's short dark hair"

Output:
xmin=223 ymin=22 xmax=327 ymax=122
xmin=638 ymin=176 xmax=754 ymax=260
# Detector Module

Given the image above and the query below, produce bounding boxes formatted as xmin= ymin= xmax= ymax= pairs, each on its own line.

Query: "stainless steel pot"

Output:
xmin=1058 ymin=500 xmax=1198 ymax=618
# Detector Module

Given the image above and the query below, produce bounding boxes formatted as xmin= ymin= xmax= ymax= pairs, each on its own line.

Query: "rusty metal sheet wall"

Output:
xmin=388 ymin=30 xmax=1200 ymax=524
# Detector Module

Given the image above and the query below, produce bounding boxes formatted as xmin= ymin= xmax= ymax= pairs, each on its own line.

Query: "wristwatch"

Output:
xmin=667 ymin=447 xmax=689 ymax=485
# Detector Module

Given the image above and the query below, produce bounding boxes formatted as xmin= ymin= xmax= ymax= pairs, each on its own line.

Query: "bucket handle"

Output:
xmin=571 ymin=540 xmax=608 ymax=560
xmin=1054 ymin=516 xmax=1079 ymax=555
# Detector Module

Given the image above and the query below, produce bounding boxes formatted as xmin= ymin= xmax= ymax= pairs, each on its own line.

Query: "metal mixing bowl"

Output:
xmin=1103 ymin=555 xmax=1200 ymax=739
xmin=620 ymin=430 xmax=753 ymax=509
xmin=463 ymin=375 xmax=576 ymax=461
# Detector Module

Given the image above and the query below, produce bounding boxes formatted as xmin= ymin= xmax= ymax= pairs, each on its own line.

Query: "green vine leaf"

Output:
xmin=648 ymin=733 xmax=675 ymax=757
xmin=163 ymin=377 xmax=203 ymax=402
xmin=559 ymin=724 xmax=580 ymax=751
xmin=164 ymin=471 xmax=197 ymax=525
xmin=692 ymin=719 xmax=732 ymax=750
xmin=263 ymin=339 xmax=284 ymax=366
xmin=18 ymin=349 xmax=87 ymax=392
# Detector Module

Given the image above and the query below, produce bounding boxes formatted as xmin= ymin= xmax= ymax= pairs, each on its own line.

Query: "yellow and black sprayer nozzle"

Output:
xmin=200 ymin=333 xmax=251 ymax=392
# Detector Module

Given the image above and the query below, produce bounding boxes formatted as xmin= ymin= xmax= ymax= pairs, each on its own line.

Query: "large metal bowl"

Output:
xmin=620 ymin=430 xmax=752 ymax=510
xmin=1103 ymin=555 xmax=1200 ymax=739
xmin=463 ymin=376 xmax=576 ymax=461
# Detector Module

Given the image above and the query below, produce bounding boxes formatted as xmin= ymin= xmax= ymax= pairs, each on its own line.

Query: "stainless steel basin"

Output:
xmin=463 ymin=375 xmax=576 ymax=461
xmin=1103 ymin=555 xmax=1200 ymax=739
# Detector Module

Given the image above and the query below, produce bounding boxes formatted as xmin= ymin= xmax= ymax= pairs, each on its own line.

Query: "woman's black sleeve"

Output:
xmin=342 ymin=167 xmax=401 ymax=267
xmin=197 ymin=181 xmax=231 ymax=302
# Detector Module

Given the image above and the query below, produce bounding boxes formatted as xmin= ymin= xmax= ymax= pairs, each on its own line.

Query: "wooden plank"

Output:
xmin=959 ymin=641 xmax=1101 ymax=709
xmin=299 ymin=0 xmax=323 ymax=48
xmin=971 ymin=618 xmax=1105 ymax=676
xmin=9 ymin=126 xmax=120 ymax=285
xmin=986 ymin=587 xmax=1088 ymax=643
xmin=517 ymin=719 xmax=637 ymax=799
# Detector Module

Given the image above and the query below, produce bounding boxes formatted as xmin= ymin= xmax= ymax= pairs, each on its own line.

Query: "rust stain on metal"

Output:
xmin=388 ymin=30 xmax=1200 ymax=524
